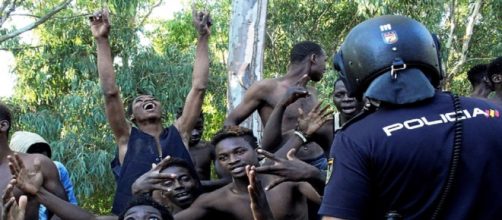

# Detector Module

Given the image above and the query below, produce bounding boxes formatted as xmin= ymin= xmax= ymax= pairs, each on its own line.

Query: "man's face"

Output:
xmin=159 ymin=166 xmax=198 ymax=209
xmin=132 ymin=95 xmax=162 ymax=122
xmin=216 ymin=136 xmax=258 ymax=179
xmin=309 ymin=50 xmax=327 ymax=82
xmin=189 ymin=118 xmax=204 ymax=146
xmin=333 ymin=80 xmax=360 ymax=119
xmin=123 ymin=205 xmax=163 ymax=220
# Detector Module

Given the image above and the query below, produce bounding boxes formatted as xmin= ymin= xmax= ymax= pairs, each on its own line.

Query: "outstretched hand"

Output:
xmin=246 ymin=165 xmax=275 ymax=220
xmin=192 ymin=8 xmax=211 ymax=37
xmin=132 ymin=156 xmax=177 ymax=195
xmin=254 ymin=149 xmax=319 ymax=190
xmin=89 ymin=9 xmax=111 ymax=39
xmin=2 ymin=180 xmax=28 ymax=220
xmin=279 ymin=83 xmax=310 ymax=107
xmin=297 ymin=102 xmax=333 ymax=137
xmin=8 ymin=154 xmax=43 ymax=195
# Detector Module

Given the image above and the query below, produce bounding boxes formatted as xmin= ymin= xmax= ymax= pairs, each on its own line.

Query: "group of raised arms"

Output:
xmin=2 ymin=6 xmax=502 ymax=220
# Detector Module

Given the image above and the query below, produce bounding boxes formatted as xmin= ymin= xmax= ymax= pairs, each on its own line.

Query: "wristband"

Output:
xmin=294 ymin=131 xmax=308 ymax=143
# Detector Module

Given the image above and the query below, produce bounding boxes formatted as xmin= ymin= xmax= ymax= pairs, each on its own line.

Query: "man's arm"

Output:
xmin=174 ymin=10 xmax=211 ymax=148
xmin=90 ymin=10 xmax=131 ymax=164
xmin=37 ymin=187 xmax=117 ymax=220
xmin=8 ymin=154 xmax=116 ymax=220
xmin=37 ymin=156 xmax=68 ymax=203
xmin=261 ymin=86 xmax=309 ymax=152
xmin=174 ymin=194 xmax=212 ymax=219
xmin=255 ymin=149 xmax=325 ymax=192
xmin=296 ymin=182 xmax=321 ymax=204
xmin=224 ymin=79 xmax=272 ymax=126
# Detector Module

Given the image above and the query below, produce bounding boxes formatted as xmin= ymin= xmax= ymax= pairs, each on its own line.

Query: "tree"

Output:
xmin=227 ymin=0 xmax=268 ymax=140
xmin=0 ymin=0 xmax=72 ymax=44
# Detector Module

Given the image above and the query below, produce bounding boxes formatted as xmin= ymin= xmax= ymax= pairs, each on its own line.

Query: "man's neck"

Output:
xmin=137 ymin=121 xmax=164 ymax=138
xmin=283 ymin=65 xmax=311 ymax=86
xmin=471 ymin=85 xmax=492 ymax=98
xmin=231 ymin=176 xmax=251 ymax=194
xmin=0 ymin=137 xmax=13 ymax=163
xmin=494 ymin=89 xmax=502 ymax=101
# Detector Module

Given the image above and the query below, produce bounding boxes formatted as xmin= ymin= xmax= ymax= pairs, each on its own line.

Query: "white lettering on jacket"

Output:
xmin=383 ymin=108 xmax=491 ymax=136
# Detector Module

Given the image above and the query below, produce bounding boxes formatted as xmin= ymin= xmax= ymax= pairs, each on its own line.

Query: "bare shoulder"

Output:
xmin=23 ymin=153 xmax=58 ymax=176
xmin=249 ymin=78 xmax=279 ymax=93
xmin=195 ymin=184 xmax=232 ymax=206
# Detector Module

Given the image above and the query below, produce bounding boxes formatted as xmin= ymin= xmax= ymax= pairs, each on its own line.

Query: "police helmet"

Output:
xmin=333 ymin=15 xmax=443 ymax=98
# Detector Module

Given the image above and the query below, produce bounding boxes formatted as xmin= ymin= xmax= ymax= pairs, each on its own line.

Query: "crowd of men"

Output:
xmin=1 ymin=7 xmax=502 ymax=220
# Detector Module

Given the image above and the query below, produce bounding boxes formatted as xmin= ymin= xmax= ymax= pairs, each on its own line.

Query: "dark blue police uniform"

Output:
xmin=319 ymin=92 xmax=502 ymax=219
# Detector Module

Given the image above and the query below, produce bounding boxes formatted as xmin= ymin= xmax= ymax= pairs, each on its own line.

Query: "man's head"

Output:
xmin=176 ymin=108 xmax=204 ymax=146
xmin=119 ymin=195 xmax=173 ymax=220
xmin=211 ymin=126 xmax=259 ymax=179
xmin=0 ymin=102 xmax=12 ymax=138
xmin=334 ymin=15 xmax=441 ymax=104
xmin=332 ymin=78 xmax=362 ymax=119
xmin=153 ymin=158 xmax=201 ymax=209
xmin=487 ymin=57 xmax=502 ymax=91
xmin=467 ymin=64 xmax=492 ymax=90
xmin=290 ymin=41 xmax=327 ymax=82
xmin=9 ymin=131 xmax=52 ymax=158
xmin=129 ymin=95 xmax=163 ymax=124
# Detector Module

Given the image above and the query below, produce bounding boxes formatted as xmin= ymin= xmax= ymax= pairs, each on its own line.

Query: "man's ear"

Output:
xmin=491 ymin=74 xmax=502 ymax=84
xmin=0 ymin=120 xmax=10 ymax=133
xmin=310 ymin=54 xmax=318 ymax=64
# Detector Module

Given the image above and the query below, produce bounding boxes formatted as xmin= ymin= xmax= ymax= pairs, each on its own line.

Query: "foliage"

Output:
xmin=1 ymin=0 xmax=501 ymax=215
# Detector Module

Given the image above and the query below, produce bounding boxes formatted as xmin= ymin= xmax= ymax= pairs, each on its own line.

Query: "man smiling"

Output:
xmin=175 ymin=126 xmax=321 ymax=220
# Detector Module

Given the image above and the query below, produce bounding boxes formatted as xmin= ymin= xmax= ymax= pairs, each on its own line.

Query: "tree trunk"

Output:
xmin=446 ymin=0 xmax=483 ymax=88
xmin=227 ymin=0 xmax=268 ymax=141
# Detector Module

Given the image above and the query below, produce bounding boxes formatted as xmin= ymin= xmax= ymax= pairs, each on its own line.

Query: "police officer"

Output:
xmin=320 ymin=15 xmax=502 ymax=219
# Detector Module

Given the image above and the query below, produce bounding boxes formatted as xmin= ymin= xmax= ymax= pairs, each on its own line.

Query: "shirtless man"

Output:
xmin=467 ymin=64 xmax=492 ymax=98
xmin=0 ymin=103 xmax=68 ymax=220
xmin=175 ymin=126 xmax=321 ymax=220
xmin=131 ymin=156 xmax=203 ymax=215
xmin=89 ymin=9 xmax=211 ymax=214
xmin=175 ymin=109 xmax=230 ymax=191
xmin=225 ymin=41 xmax=330 ymax=164
xmin=224 ymin=41 xmax=327 ymax=133
xmin=487 ymin=57 xmax=502 ymax=105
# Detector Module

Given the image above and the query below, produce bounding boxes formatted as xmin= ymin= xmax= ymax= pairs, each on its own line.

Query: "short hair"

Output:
xmin=487 ymin=57 xmax=502 ymax=82
xmin=333 ymin=77 xmax=343 ymax=88
xmin=211 ymin=126 xmax=258 ymax=149
xmin=289 ymin=41 xmax=323 ymax=64
xmin=0 ymin=102 xmax=12 ymax=134
xmin=467 ymin=64 xmax=488 ymax=87
xmin=162 ymin=157 xmax=201 ymax=187
xmin=118 ymin=195 xmax=173 ymax=220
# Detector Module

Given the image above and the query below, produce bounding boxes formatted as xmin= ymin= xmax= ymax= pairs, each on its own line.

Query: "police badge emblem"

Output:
xmin=326 ymin=157 xmax=334 ymax=184
xmin=382 ymin=31 xmax=398 ymax=44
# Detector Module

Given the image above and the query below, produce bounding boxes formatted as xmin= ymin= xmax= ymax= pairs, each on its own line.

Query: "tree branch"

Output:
xmin=445 ymin=0 xmax=456 ymax=64
xmin=136 ymin=0 xmax=162 ymax=29
xmin=447 ymin=0 xmax=483 ymax=81
xmin=0 ymin=0 xmax=71 ymax=44
xmin=0 ymin=0 xmax=19 ymax=28
xmin=10 ymin=12 xmax=92 ymax=20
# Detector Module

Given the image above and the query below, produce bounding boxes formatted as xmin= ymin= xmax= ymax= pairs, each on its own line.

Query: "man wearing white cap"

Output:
xmin=10 ymin=131 xmax=78 ymax=220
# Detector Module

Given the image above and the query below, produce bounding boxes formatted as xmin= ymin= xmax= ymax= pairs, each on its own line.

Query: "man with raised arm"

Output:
xmin=89 ymin=8 xmax=211 ymax=215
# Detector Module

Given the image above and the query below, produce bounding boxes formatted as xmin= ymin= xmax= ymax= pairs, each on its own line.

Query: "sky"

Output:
xmin=0 ymin=0 xmax=185 ymax=98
